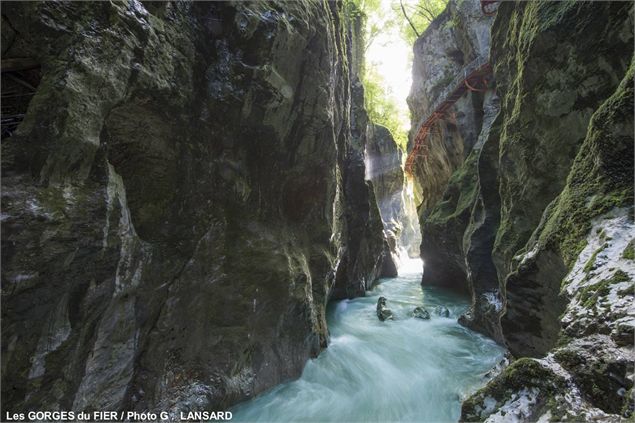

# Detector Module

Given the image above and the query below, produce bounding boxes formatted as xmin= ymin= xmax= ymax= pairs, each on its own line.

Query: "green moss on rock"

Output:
xmin=535 ymin=60 xmax=634 ymax=268
xmin=578 ymin=270 xmax=630 ymax=308
xmin=461 ymin=358 xmax=566 ymax=421
xmin=622 ymin=240 xmax=635 ymax=260
xmin=426 ymin=151 xmax=479 ymax=225
xmin=554 ymin=341 xmax=634 ymax=415
xmin=583 ymin=245 xmax=604 ymax=274
xmin=621 ymin=388 xmax=634 ymax=418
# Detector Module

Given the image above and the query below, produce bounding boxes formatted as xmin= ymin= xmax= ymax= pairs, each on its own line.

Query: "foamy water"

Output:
xmin=232 ymin=259 xmax=505 ymax=422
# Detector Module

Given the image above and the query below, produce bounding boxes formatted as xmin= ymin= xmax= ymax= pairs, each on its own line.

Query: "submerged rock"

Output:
xmin=413 ymin=306 xmax=430 ymax=320
xmin=434 ymin=306 xmax=450 ymax=318
xmin=376 ymin=297 xmax=394 ymax=321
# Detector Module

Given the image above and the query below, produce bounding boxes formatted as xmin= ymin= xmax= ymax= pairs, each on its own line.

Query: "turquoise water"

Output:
xmin=232 ymin=259 xmax=505 ymax=422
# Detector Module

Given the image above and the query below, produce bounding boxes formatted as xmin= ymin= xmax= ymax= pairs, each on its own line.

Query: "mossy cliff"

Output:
xmin=1 ymin=1 xmax=386 ymax=415
xmin=409 ymin=0 xmax=633 ymax=419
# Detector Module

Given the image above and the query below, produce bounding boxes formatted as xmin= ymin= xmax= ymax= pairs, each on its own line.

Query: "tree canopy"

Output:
xmin=346 ymin=0 xmax=448 ymax=151
xmin=395 ymin=0 xmax=448 ymax=46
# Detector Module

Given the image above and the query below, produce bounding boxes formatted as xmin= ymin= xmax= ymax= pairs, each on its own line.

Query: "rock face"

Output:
xmin=366 ymin=125 xmax=421 ymax=262
xmin=409 ymin=0 xmax=634 ymax=419
xmin=366 ymin=125 xmax=404 ymax=264
xmin=330 ymin=68 xmax=387 ymax=298
xmin=376 ymin=297 xmax=394 ymax=321
xmin=434 ymin=306 xmax=449 ymax=318
xmin=400 ymin=182 xmax=422 ymax=258
xmin=408 ymin=0 xmax=499 ymax=294
xmin=1 ymin=1 xmax=386 ymax=415
xmin=413 ymin=307 xmax=430 ymax=320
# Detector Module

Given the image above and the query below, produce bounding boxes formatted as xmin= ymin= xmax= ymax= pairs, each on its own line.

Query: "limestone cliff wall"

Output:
xmin=407 ymin=0 xmax=498 ymax=293
xmin=1 ymin=0 xmax=385 ymax=415
xmin=409 ymin=0 xmax=634 ymax=419
xmin=366 ymin=124 xmax=421 ymax=262
xmin=366 ymin=125 xmax=404 ymax=249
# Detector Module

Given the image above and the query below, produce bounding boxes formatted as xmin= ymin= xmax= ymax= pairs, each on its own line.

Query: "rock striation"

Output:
xmin=408 ymin=0 xmax=634 ymax=419
xmin=366 ymin=125 xmax=404 ymax=265
xmin=1 ymin=1 xmax=386 ymax=415
xmin=366 ymin=125 xmax=422 ymax=264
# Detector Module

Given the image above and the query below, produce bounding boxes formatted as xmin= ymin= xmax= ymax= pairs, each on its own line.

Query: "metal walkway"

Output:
xmin=404 ymin=56 xmax=492 ymax=174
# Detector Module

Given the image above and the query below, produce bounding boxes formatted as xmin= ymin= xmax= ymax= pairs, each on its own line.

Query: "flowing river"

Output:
xmin=232 ymin=258 xmax=505 ymax=422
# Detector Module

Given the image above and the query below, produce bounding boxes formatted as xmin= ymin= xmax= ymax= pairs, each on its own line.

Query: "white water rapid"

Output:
xmin=232 ymin=258 xmax=505 ymax=422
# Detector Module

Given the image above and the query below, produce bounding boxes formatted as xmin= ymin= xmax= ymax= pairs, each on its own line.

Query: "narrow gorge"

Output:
xmin=1 ymin=1 xmax=633 ymax=422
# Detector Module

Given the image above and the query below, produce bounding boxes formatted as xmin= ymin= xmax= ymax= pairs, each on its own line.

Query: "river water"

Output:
xmin=232 ymin=258 xmax=505 ymax=422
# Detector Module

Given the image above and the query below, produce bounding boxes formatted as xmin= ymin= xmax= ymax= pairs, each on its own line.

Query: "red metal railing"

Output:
xmin=404 ymin=0 xmax=498 ymax=175
xmin=405 ymin=57 xmax=492 ymax=174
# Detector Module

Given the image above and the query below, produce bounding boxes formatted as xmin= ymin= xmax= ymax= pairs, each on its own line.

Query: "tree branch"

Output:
xmin=413 ymin=4 xmax=436 ymax=23
xmin=400 ymin=0 xmax=420 ymax=38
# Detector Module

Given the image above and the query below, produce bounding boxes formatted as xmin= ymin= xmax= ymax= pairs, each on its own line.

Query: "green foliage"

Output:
xmin=345 ymin=0 xmax=448 ymax=151
xmin=622 ymin=240 xmax=635 ymax=260
xmin=362 ymin=66 xmax=408 ymax=149
xmin=394 ymin=0 xmax=448 ymax=45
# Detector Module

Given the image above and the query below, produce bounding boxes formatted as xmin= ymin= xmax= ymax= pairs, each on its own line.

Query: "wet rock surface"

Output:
xmin=366 ymin=125 xmax=404 ymax=249
xmin=366 ymin=125 xmax=421 ymax=262
xmin=413 ymin=307 xmax=430 ymax=320
xmin=1 ymin=1 xmax=386 ymax=415
xmin=407 ymin=0 xmax=500 ymax=297
xmin=409 ymin=0 xmax=634 ymax=420
xmin=376 ymin=297 xmax=394 ymax=321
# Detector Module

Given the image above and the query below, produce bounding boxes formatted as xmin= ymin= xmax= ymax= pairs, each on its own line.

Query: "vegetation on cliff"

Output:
xmin=408 ymin=0 xmax=633 ymax=419
xmin=347 ymin=0 xmax=447 ymax=150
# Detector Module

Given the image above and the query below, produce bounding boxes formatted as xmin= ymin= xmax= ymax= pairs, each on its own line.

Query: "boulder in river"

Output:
xmin=435 ymin=306 xmax=450 ymax=318
xmin=376 ymin=297 xmax=394 ymax=321
xmin=413 ymin=306 xmax=430 ymax=320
